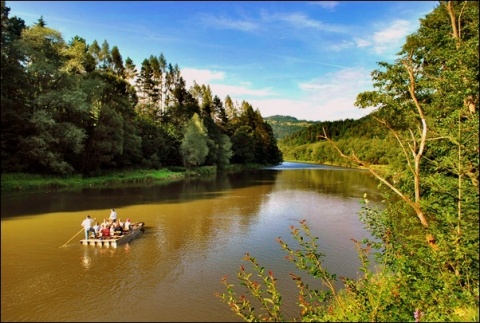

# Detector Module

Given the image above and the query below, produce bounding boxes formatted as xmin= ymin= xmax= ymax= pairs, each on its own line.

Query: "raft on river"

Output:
xmin=80 ymin=222 xmax=145 ymax=248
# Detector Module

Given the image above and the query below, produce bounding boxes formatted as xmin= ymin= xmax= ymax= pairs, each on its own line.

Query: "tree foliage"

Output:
xmin=1 ymin=1 xmax=282 ymax=177
xmin=180 ymin=113 xmax=209 ymax=169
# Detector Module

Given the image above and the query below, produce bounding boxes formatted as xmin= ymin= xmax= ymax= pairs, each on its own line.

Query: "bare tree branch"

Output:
xmin=319 ymin=128 xmax=429 ymax=228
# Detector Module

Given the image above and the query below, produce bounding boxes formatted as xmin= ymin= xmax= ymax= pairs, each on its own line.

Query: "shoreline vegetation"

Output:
xmin=0 ymin=161 xmax=385 ymax=193
xmin=289 ymin=159 xmax=387 ymax=171
xmin=1 ymin=167 xmax=198 ymax=192
xmin=0 ymin=163 xmax=258 ymax=192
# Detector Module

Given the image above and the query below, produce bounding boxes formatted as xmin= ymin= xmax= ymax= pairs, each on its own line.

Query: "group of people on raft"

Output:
xmin=81 ymin=208 xmax=134 ymax=240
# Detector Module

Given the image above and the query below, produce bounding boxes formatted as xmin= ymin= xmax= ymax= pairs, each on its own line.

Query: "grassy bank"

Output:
xmin=0 ymin=164 xmax=255 ymax=192
xmin=1 ymin=168 xmax=186 ymax=192
xmin=3 ymin=162 xmax=366 ymax=192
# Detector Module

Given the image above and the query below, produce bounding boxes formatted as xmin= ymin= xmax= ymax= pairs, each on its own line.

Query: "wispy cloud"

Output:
xmin=354 ymin=38 xmax=371 ymax=48
xmin=211 ymin=84 xmax=274 ymax=98
xmin=182 ymin=68 xmax=225 ymax=86
xmin=199 ymin=9 xmax=346 ymax=35
xmin=324 ymin=40 xmax=356 ymax=52
xmin=275 ymin=13 xmax=346 ymax=33
xmin=371 ymin=20 xmax=410 ymax=54
xmin=299 ymin=68 xmax=372 ymax=101
xmin=308 ymin=1 xmax=340 ymax=10
xmin=355 ymin=19 xmax=413 ymax=55
xmin=268 ymin=53 xmax=348 ymax=69
xmin=181 ymin=68 xmax=274 ymax=99
xmin=198 ymin=14 xmax=258 ymax=32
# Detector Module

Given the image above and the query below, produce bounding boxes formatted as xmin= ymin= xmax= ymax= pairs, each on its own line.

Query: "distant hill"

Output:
xmin=264 ymin=115 xmax=316 ymax=139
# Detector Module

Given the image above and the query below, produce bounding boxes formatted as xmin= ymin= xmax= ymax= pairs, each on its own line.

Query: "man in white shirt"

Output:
xmin=81 ymin=215 xmax=94 ymax=240
xmin=109 ymin=208 xmax=117 ymax=221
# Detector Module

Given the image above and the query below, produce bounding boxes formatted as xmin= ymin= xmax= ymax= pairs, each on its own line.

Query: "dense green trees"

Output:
xmin=219 ymin=1 xmax=478 ymax=321
xmin=5 ymin=19 xmax=91 ymax=174
xmin=278 ymin=114 xmax=391 ymax=166
xmin=0 ymin=1 xmax=282 ymax=176
xmin=180 ymin=113 xmax=209 ymax=169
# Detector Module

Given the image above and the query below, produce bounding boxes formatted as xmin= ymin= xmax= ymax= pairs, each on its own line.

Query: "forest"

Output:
xmin=278 ymin=114 xmax=393 ymax=166
xmin=1 ymin=1 xmax=282 ymax=177
xmin=263 ymin=115 xmax=316 ymax=140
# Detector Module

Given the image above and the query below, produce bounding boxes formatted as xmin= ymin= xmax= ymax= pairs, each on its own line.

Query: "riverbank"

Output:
xmin=1 ymin=161 xmax=388 ymax=193
xmin=283 ymin=159 xmax=389 ymax=172
xmin=0 ymin=164 xmax=254 ymax=192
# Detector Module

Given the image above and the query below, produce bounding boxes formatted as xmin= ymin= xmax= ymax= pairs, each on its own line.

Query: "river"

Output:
xmin=1 ymin=162 xmax=384 ymax=322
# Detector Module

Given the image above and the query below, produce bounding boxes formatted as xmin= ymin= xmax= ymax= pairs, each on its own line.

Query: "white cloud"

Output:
xmin=236 ymin=68 xmax=375 ymax=121
xmin=181 ymin=68 xmax=225 ymax=87
xmin=248 ymin=96 xmax=374 ymax=122
xmin=371 ymin=19 xmax=410 ymax=54
xmin=181 ymin=67 xmax=274 ymax=99
xmin=308 ymin=1 xmax=339 ymax=10
xmin=199 ymin=15 xmax=258 ymax=32
xmin=299 ymin=68 xmax=371 ymax=95
xmin=355 ymin=19 xmax=412 ymax=55
xmin=211 ymin=84 xmax=274 ymax=98
xmin=354 ymin=38 xmax=371 ymax=48
xmin=275 ymin=13 xmax=347 ymax=33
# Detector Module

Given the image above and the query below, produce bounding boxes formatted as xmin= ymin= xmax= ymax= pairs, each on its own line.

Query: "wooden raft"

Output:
xmin=80 ymin=222 xmax=145 ymax=248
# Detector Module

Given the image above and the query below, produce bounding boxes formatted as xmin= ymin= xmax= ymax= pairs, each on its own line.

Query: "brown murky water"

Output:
xmin=1 ymin=162 xmax=383 ymax=322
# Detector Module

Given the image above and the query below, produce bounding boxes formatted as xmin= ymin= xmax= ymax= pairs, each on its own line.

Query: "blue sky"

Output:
xmin=7 ymin=1 xmax=438 ymax=122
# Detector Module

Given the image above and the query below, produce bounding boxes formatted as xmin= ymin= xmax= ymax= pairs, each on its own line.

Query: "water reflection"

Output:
xmin=81 ymin=248 xmax=92 ymax=269
xmin=1 ymin=163 xmax=374 ymax=218
xmin=1 ymin=170 xmax=279 ymax=218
